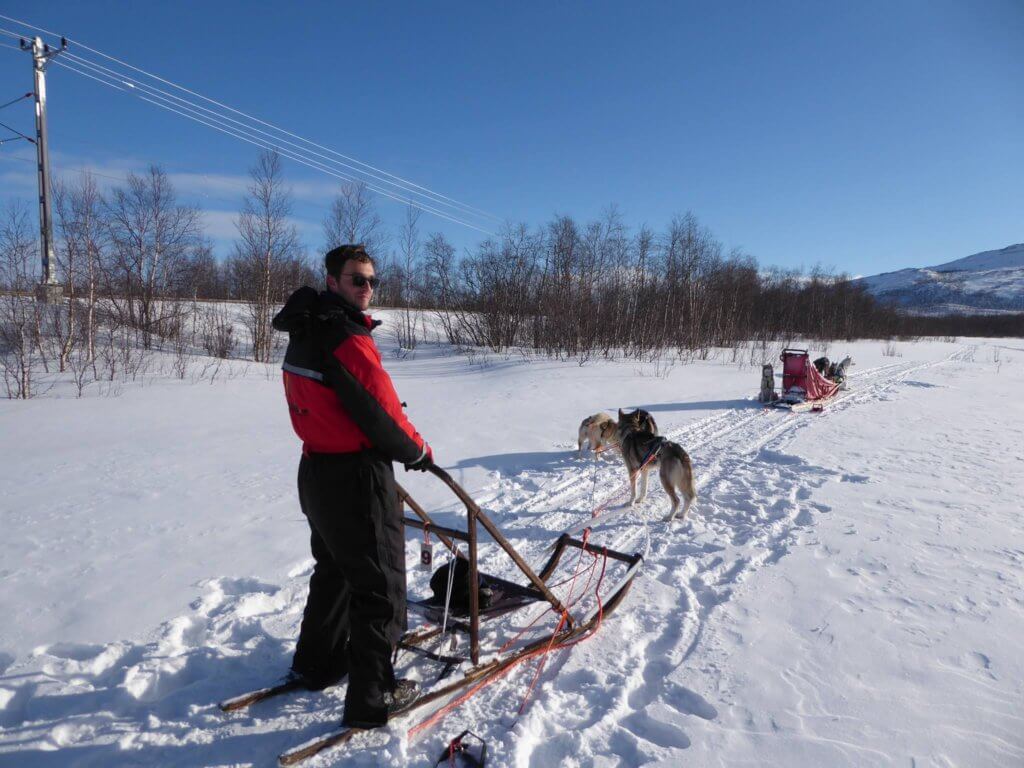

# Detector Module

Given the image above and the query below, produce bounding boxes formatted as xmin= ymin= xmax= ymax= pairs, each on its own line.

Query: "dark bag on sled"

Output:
xmin=430 ymin=558 xmax=493 ymax=615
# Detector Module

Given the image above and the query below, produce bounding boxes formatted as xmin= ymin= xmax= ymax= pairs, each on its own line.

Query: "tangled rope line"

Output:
xmin=407 ymin=529 xmax=610 ymax=739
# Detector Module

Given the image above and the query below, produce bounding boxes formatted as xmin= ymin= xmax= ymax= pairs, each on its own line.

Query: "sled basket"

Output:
xmin=408 ymin=570 xmax=542 ymax=625
xmin=778 ymin=347 xmax=839 ymax=404
xmin=398 ymin=466 xmax=643 ymax=665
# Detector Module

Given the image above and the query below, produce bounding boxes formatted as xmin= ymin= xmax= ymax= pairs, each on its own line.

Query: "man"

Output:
xmin=271 ymin=243 xmax=432 ymax=728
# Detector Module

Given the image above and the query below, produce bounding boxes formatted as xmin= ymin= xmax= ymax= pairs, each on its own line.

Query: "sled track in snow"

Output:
xmin=460 ymin=353 xmax=967 ymax=610
xmin=456 ymin=350 xmax=969 ymax=764
xmin=475 ymin=357 xmax=949 ymax=558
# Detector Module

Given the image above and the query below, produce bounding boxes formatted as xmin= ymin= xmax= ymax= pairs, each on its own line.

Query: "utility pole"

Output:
xmin=19 ymin=35 xmax=67 ymax=303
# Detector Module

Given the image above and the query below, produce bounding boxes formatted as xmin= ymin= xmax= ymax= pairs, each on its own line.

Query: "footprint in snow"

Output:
xmin=666 ymin=682 xmax=718 ymax=720
xmin=34 ymin=641 xmax=134 ymax=682
xmin=36 ymin=642 xmax=106 ymax=662
xmin=620 ymin=707 xmax=692 ymax=750
xmin=956 ymin=651 xmax=996 ymax=678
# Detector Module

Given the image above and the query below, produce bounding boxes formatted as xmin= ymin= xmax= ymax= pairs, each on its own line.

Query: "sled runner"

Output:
xmin=767 ymin=348 xmax=842 ymax=412
xmin=267 ymin=464 xmax=643 ymax=765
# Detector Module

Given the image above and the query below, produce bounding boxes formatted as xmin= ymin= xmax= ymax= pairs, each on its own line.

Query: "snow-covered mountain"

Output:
xmin=856 ymin=243 xmax=1024 ymax=314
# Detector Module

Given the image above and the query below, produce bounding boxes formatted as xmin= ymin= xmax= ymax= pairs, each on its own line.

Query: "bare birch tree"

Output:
xmin=0 ymin=204 xmax=47 ymax=398
xmin=424 ymin=232 xmax=458 ymax=343
xmin=322 ymin=180 xmax=387 ymax=256
xmin=230 ymin=151 xmax=305 ymax=362
xmin=394 ymin=205 xmax=421 ymax=350
xmin=104 ymin=166 xmax=201 ymax=349
xmin=54 ymin=172 xmax=107 ymax=368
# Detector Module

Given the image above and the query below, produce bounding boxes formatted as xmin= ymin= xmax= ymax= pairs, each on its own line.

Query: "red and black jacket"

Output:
xmin=272 ymin=287 xmax=429 ymax=465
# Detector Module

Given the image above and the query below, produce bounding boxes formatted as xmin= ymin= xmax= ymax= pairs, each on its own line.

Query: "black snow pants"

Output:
xmin=292 ymin=451 xmax=407 ymax=726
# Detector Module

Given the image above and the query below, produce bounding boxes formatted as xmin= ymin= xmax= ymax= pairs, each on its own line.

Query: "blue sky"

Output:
xmin=1 ymin=1 xmax=1021 ymax=276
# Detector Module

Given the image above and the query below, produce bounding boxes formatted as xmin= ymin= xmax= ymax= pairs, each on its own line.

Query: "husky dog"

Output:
xmin=577 ymin=412 xmax=619 ymax=457
xmin=616 ymin=409 xmax=696 ymax=522
xmin=830 ymin=356 xmax=854 ymax=388
xmin=617 ymin=407 xmax=658 ymax=437
xmin=758 ymin=364 xmax=777 ymax=403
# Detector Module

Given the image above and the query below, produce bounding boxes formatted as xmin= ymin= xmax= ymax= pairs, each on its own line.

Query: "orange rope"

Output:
xmin=410 ymin=532 xmax=592 ymax=738
xmin=593 ymin=438 xmax=620 ymax=455
xmin=516 ymin=530 xmax=594 ymax=715
xmin=558 ymin=548 xmax=609 ymax=651
xmin=588 ymin=449 xmax=659 ymax=521
xmin=494 ymin=558 xmax=601 ymax=656
xmin=497 ymin=531 xmax=599 ymax=655
xmin=408 ymin=631 xmax=554 ymax=740
xmin=516 ymin=611 xmax=569 ymax=716
xmin=406 ymin=535 xmax=615 ymax=741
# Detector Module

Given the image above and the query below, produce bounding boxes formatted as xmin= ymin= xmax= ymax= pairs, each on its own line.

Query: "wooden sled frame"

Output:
xmin=397 ymin=465 xmax=643 ymax=667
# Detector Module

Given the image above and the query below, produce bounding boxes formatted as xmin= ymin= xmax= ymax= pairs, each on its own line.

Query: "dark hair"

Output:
xmin=324 ymin=244 xmax=375 ymax=278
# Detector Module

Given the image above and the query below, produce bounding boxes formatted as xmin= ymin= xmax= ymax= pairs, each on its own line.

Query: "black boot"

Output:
xmin=288 ymin=665 xmax=348 ymax=692
xmin=342 ymin=679 xmax=419 ymax=729
xmin=384 ymin=679 xmax=419 ymax=711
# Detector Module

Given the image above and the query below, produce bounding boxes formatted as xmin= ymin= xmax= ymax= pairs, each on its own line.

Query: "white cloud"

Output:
xmin=0 ymin=165 xmax=37 ymax=196
xmin=169 ymin=171 xmax=339 ymax=210
xmin=0 ymin=150 xmax=384 ymax=254
xmin=202 ymin=208 xmax=320 ymax=246
xmin=169 ymin=172 xmax=249 ymax=200
xmin=201 ymin=210 xmax=241 ymax=241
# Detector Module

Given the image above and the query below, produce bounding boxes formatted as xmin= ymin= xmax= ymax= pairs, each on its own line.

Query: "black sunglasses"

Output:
xmin=341 ymin=273 xmax=380 ymax=289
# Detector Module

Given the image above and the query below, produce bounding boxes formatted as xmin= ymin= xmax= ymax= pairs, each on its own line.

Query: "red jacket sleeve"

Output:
xmin=323 ymin=333 xmax=428 ymax=464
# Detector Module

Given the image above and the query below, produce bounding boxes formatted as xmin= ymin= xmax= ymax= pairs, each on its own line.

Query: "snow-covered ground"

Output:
xmin=1 ymin=324 xmax=1022 ymax=767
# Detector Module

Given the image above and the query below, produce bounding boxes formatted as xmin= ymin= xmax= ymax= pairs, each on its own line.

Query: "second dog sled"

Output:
xmin=258 ymin=464 xmax=644 ymax=765
xmin=761 ymin=348 xmax=843 ymax=413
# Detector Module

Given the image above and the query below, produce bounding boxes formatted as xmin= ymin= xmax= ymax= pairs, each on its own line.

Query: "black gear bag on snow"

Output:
xmin=429 ymin=558 xmax=493 ymax=616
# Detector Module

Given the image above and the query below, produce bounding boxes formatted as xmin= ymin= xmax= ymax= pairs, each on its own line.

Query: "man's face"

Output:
xmin=327 ymin=259 xmax=376 ymax=311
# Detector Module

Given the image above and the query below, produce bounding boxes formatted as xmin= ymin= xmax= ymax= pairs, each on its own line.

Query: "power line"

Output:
xmin=1 ymin=93 xmax=33 ymax=111
xmin=1 ymin=20 xmax=502 ymax=232
xmin=62 ymin=42 xmax=505 ymax=224
xmin=0 ymin=13 xmax=505 ymax=229
xmin=2 ymin=18 xmax=494 ymax=235
xmin=50 ymin=58 xmax=126 ymax=92
xmin=51 ymin=59 xmax=493 ymax=233
xmin=52 ymin=59 xmax=496 ymax=234
xmin=0 ymin=118 xmax=34 ymax=144
xmin=61 ymin=50 xmax=501 ymax=226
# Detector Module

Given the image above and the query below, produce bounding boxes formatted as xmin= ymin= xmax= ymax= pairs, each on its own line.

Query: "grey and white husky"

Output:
xmin=577 ymin=412 xmax=619 ymax=457
xmin=831 ymin=355 xmax=854 ymax=388
xmin=617 ymin=408 xmax=696 ymax=523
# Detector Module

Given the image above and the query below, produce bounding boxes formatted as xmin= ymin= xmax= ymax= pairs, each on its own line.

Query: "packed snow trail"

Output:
xmin=444 ymin=353 xmax=976 ymax=765
xmin=2 ymin=343 xmax=1020 ymax=767
xmin=0 ymin=354 xmax=956 ymax=766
